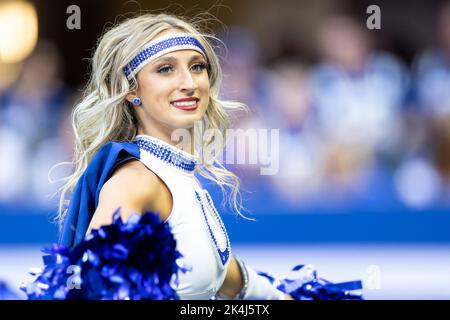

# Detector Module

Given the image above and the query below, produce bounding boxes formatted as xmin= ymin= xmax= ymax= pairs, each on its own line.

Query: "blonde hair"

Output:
xmin=55 ymin=12 xmax=250 ymax=230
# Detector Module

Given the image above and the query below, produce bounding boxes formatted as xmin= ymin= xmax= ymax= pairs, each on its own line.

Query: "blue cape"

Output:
xmin=59 ymin=141 xmax=140 ymax=248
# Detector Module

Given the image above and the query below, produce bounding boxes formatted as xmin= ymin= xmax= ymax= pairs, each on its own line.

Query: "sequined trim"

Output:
xmin=134 ymin=135 xmax=197 ymax=173
xmin=123 ymin=33 xmax=206 ymax=79
xmin=195 ymin=190 xmax=230 ymax=266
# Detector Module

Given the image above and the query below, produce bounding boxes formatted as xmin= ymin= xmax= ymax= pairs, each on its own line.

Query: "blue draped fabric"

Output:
xmin=59 ymin=141 xmax=140 ymax=248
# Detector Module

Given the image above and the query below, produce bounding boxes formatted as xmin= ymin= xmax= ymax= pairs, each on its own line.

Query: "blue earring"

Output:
xmin=132 ymin=97 xmax=141 ymax=106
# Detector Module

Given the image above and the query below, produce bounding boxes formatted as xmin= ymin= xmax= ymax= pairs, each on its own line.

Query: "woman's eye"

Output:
xmin=157 ymin=65 xmax=173 ymax=74
xmin=191 ymin=62 xmax=208 ymax=72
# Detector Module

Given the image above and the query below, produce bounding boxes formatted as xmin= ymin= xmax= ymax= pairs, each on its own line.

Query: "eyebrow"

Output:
xmin=152 ymin=54 xmax=206 ymax=65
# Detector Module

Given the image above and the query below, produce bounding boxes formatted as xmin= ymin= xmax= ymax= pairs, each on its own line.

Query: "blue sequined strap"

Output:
xmin=195 ymin=190 xmax=230 ymax=266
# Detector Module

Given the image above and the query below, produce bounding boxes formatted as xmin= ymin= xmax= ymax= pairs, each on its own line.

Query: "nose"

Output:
xmin=178 ymin=67 xmax=197 ymax=92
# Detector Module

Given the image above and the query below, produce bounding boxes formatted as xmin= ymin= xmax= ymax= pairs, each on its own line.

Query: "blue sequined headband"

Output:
xmin=123 ymin=33 xmax=207 ymax=80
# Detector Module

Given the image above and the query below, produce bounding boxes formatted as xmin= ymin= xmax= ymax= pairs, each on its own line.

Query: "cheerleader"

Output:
xmin=57 ymin=13 xmax=292 ymax=300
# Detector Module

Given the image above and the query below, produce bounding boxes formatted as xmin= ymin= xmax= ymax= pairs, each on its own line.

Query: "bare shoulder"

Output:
xmin=111 ymin=159 xmax=159 ymax=187
xmin=86 ymin=159 xmax=160 ymax=233
xmin=102 ymin=159 xmax=160 ymax=202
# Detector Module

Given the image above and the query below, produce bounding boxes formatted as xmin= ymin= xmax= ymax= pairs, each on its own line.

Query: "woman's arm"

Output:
xmin=86 ymin=160 xmax=161 ymax=235
xmin=217 ymin=256 xmax=244 ymax=298
xmin=218 ymin=255 xmax=293 ymax=300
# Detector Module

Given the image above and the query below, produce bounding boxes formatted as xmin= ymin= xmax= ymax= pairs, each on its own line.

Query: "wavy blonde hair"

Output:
xmin=55 ymin=12 xmax=250 ymax=230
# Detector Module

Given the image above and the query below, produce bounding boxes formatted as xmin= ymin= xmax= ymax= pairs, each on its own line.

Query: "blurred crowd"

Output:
xmin=1 ymin=6 xmax=450 ymax=214
xmin=219 ymin=6 xmax=450 ymax=213
xmin=0 ymin=41 xmax=74 ymax=210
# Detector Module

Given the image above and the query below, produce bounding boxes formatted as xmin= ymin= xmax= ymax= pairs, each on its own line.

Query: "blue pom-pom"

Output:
xmin=21 ymin=210 xmax=190 ymax=300
xmin=258 ymin=264 xmax=363 ymax=300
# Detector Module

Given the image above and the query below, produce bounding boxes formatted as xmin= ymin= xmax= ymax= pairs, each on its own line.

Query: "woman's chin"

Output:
xmin=170 ymin=112 xmax=204 ymax=129
xmin=170 ymin=117 xmax=202 ymax=130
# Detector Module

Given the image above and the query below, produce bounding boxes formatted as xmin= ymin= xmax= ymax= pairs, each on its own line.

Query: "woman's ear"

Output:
xmin=126 ymin=92 xmax=142 ymax=106
xmin=126 ymin=93 xmax=136 ymax=104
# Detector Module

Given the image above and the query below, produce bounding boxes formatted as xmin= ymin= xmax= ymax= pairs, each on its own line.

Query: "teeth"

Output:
xmin=172 ymin=101 xmax=197 ymax=107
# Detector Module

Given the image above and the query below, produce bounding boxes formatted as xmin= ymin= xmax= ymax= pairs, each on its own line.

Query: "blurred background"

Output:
xmin=0 ymin=0 xmax=449 ymax=299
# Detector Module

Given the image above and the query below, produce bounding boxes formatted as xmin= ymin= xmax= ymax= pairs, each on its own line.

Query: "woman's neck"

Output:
xmin=137 ymin=127 xmax=195 ymax=155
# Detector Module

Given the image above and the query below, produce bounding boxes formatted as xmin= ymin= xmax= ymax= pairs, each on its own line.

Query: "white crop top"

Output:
xmin=133 ymin=134 xmax=231 ymax=300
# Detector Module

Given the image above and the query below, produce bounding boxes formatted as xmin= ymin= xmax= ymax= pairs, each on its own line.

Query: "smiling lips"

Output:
xmin=171 ymin=97 xmax=199 ymax=111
